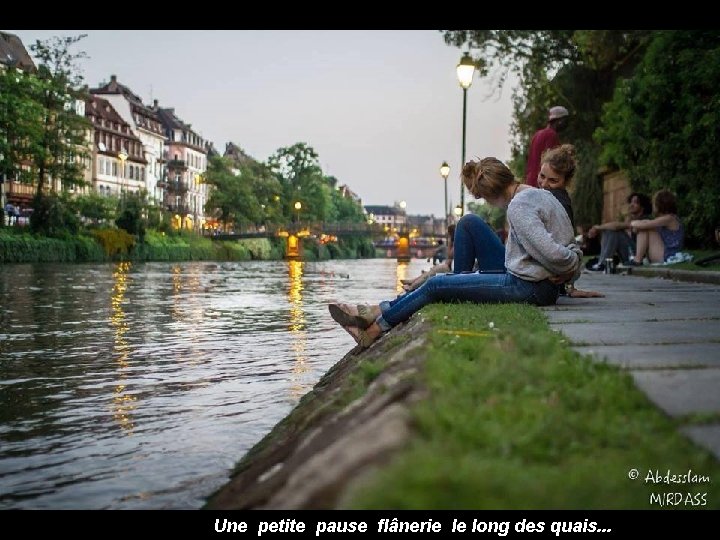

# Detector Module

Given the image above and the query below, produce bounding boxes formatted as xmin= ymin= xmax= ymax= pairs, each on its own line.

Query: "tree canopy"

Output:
xmin=441 ymin=30 xmax=652 ymax=230
xmin=595 ymin=30 xmax=720 ymax=244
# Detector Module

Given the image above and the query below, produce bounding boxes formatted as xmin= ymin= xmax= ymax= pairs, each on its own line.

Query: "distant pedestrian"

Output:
xmin=525 ymin=106 xmax=569 ymax=188
xmin=429 ymin=239 xmax=447 ymax=265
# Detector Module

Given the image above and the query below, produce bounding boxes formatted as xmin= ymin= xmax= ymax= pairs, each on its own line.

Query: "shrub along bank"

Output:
xmin=0 ymin=228 xmax=375 ymax=264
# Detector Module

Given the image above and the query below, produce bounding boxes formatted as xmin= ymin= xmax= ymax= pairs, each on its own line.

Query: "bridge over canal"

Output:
xmin=205 ymin=222 xmax=441 ymax=260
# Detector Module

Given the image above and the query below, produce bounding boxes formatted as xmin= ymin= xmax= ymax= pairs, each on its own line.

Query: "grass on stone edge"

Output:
xmin=347 ymin=302 xmax=720 ymax=509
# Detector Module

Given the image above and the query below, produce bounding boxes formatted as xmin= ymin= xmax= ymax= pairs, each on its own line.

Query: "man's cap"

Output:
xmin=548 ymin=106 xmax=569 ymax=120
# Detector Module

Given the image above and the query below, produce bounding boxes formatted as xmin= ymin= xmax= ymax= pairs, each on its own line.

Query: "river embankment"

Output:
xmin=205 ymin=299 xmax=720 ymax=509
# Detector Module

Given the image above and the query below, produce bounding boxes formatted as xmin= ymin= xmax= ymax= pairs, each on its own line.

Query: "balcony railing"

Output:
xmin=164 ymin=180 xmax=189 ymax=194
xmin=166 ymin=203 xmax=189 ymax=215
xmin=5 ymin=181 xmax=48 ymax=202
xmin=166 ymin=159 xmax=187 ymax=170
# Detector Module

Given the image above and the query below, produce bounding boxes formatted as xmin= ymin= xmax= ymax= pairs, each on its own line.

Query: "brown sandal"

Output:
xmin=345 ymin=325 xmax=380 ymax=349
xmin=329 ymin=303 xmax=375 ymax=329
xmin=356 ymin=304 xmax=380 ymax=324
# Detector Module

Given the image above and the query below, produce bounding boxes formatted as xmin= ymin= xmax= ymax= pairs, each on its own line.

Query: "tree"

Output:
xmin=596 ymin=30 xmax=720 ymax=246
xmin=115 ymin=191 xmax=147 ymax=240
xmin=467 ymin=201 xmax=506 ymax=232
xmin=0 ymin=68 xmax=44 ymax=185
xmin=29 ymin=34 xmax=91 ymax=233
xmin=204 ymin=155 xmax=260 ymax=230
xmin=75 ymin=192 xmax=117 ymax=225
xmin=328 ymin=178 xmax=366 ymax=223
xmin=247 ymin=161 xmax=284 ymax=226
xmin=268 ymin=143 xmax=332 ymax=222
xmin=441 ymin=31 xmax=651 ymax=227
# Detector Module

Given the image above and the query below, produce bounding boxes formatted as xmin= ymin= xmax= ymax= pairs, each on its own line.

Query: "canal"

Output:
xmin=0 ymin=258 xmax=426 ymax=509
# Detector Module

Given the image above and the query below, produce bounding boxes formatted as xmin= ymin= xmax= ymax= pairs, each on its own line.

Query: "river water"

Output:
xmin=0 ymin=258 xmax=426 ymax=509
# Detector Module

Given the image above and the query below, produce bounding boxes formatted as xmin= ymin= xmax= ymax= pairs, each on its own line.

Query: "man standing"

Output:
xmin=525 ymin=106 xmax=569 ymax=187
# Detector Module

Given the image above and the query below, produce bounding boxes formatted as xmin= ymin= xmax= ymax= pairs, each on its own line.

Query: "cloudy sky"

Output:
xmin=8 ymin=30 xmax=516 ymax=216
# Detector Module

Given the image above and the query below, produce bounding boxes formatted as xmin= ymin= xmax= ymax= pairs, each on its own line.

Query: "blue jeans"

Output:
xmin=453 ymin=214 xmax=505 ymax=272
xmin=377 ymin=214 xmax=559 ymax=330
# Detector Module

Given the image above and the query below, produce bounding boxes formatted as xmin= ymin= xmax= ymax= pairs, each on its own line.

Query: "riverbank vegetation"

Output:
xmin=0 ymin=227 xmax=374 ymax=264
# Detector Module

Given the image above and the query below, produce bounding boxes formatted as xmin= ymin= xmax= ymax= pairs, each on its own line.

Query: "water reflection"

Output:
xmin=287 ymin=260 xmax=309 ymax=400
xmin=395 ymin=261 xmax=410 ymax=295
xmin=0 ymin=259 xmax=427 ymax=509
xmin=170 ymin=264 xmax=183 ymax=321
xmin=110 ymin=261 xmax=136 ymax=434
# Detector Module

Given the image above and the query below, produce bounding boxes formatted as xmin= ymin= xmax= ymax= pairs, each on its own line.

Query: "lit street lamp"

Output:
xmin=294 ymin=201 xmax=302 ymax=223
xmin=439 ymin=161 xmax=450 ymax=222
xmin=118 ymin=149 xmax=128 ymax=212
xmin=118 ymin=148 xmax=128 ymax=195
xmin=456 ymin=52 xmax=476 ymax=217
xmin=454 ymin=204 xmax=463 ymax=221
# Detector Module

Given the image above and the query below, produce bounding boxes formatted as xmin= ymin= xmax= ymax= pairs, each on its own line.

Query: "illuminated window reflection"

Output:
xmin=395 ymin=261 xmax=410 ymax=295
xmin=110 ymin=261 xmax=137 ymax=434
xmin=287 ymin=260 xmax=309 ymax=400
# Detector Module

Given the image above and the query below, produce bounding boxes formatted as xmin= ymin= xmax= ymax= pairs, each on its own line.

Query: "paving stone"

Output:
xmin=631 ymin=369 xmax=720 ymax=416
xmin=575 ymin=343 xmax=720 ymax=369
xmin=551 ymin=320 xmax=720 ymax=346
xmin=681 ymin=424 xmax=720 ymax=461
xmin=546 ymin=303 xmax=719 ymax=323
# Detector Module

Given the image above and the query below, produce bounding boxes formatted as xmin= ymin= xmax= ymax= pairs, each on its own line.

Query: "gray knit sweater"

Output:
xmin=505 ymin=187 xmax=582 ymax=282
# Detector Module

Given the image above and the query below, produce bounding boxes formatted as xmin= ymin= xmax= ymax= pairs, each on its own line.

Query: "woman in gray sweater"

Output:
xmin=330 ymin=157 xmax=583 ymax=349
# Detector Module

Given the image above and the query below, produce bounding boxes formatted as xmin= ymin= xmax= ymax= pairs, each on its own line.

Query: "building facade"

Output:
xmin=91 ymin=76 xmax=167 ymax=206
xmin=364 ymin=204 xmax=407 ymax=230
xmin=85 ymin=95 xmax=146 ymax=197
xmin=155 ymin=106 xmax=209 ymax=231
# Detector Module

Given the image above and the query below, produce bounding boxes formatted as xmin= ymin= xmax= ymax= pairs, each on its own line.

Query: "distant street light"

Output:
xmin=118 ymin=149 xmax=129 ymax=212
xmin=440 ymin=161 xmax=450 ymax=221
xmin=456 ymin=52 xmax=476 ymax=217
xmin=454 ymin=204 xmax=463 ymax=219
xmin=294 ymin=201 xmax=302 ymax=223
xmin=118 ymin=148 xmax=128 ymax=195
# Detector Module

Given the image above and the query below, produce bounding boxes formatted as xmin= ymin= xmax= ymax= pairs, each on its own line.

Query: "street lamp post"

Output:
xmin=294 ymin=201 xmax=302 ymax=224
xmin=118 ymin=149 xmax=128 ymax=211
xmin=456 ymin=52 xmax=476 ymax=217
xmin=439 ymin=161 xmax=450 ymax=223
